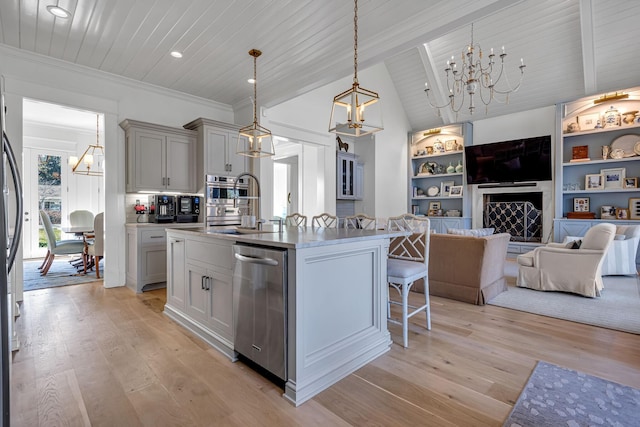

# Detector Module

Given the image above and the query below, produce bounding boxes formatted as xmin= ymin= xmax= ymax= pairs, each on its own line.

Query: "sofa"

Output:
xmin=424 ymin=232 xmax=511 ymax=305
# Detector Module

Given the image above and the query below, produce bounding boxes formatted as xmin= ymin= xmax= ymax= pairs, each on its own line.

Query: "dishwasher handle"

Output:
xmin=234 ymin=252 xmax=279 ymax=266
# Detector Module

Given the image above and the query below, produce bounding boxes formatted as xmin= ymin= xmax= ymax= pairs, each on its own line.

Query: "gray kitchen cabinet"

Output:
xmin=126 ymin=226 xmax=168 ymax=293
xmin=183 ymin=118 xmax=248 ymax=192
xmin=167 ymin=236 xmax=186 ymax=310
xmin=120 ymin=119 xmax=196 ymax=193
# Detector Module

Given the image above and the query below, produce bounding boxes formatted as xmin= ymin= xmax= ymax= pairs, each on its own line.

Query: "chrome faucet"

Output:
xmin=234 ymin=172 xmax=261 ymax=227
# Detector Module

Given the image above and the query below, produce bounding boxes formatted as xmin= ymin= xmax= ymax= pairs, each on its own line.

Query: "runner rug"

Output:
xmin=504 ymin=361 xmax=640 ymax=426
xmin=23 ymin=257 xmax=102 ymax=291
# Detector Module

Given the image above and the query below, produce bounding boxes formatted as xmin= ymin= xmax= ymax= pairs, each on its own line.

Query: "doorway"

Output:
xmin=22 ymin=99 xmax=105 ymax=286
xmin=273 ymin=156 xmax=299 ymax=218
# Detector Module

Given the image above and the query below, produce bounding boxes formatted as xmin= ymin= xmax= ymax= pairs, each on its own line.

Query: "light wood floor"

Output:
xmin=11 ymin=282 xmax=640 ymax=426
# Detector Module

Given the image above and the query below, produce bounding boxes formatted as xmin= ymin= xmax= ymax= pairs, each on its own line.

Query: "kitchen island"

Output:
xmin=164 ymin=226 xmax=401 ymax=406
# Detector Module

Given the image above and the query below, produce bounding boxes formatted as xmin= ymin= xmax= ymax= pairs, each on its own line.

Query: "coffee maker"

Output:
xmin=148 ymin=195 xmax=175 ymax=223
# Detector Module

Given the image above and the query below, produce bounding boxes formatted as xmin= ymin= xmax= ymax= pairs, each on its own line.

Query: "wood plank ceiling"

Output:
xmin=1 ymin=0 xmax=640 ymax=132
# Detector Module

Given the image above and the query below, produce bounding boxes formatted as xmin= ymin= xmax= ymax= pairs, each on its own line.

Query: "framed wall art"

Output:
xmin=601 ymin=205 xmax=616 ymax=219
xmin=441 ymin=180 xmax=454 ymax=196
xmin=629 ymin=198 xmax=640 ymax=220
xmin=449 ymin=185 xmax=463 ymax=197
xmin=601 ymin=167 xmax=625 ymax=189
xmin=573 ymin=197 xmax=590 ymax=212
xmin=585 ymin=173 xmax=604 ymax=190
xmin=616 ymin=208 xmax=630 ymax=220
xmin=444 ymin=139 xmax=457 ymax=151
xmin=624 ymin=177 xmax=637 ymax=188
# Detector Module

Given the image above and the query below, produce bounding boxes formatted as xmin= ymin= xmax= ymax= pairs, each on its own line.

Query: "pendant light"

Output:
xmin=329 ymin=0 xmax=383 ymax=137
xmin=69 ymin=114 xmax=104 ymax=176
xmin=237 ymin=49 xmax=275 ymax=158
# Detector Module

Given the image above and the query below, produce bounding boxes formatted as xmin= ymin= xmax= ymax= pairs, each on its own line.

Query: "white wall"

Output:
xmin=0 ymin=45 xmax=235 ymax=289
xmin=472 ymin=106 xmax=556 ymax=145
xmin=265 ymin=62 xmax=412 ymax=220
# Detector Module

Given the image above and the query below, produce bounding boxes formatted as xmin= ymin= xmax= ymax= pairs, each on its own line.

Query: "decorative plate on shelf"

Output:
xmin=634 ymin=141 xmax=640 ymax=156
xmin=610 ymin=134 xmax=640 ymax=158
xmin=427 ymin=186 xmax=439 ymax=197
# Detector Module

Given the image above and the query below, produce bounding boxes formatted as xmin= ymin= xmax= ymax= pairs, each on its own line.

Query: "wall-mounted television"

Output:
xmin=464 ymin=135 xmax=552 ymax=185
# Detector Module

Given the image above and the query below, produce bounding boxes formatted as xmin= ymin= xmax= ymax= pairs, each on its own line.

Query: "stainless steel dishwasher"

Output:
xmin=232 ymin=244 xmax=287 ymax=381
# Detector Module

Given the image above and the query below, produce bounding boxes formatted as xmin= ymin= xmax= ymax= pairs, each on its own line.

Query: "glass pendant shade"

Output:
xmin=236 ymin=49 xmax=275 ymax=158
xmin=70 ymin=114 xmax=104 ymax=176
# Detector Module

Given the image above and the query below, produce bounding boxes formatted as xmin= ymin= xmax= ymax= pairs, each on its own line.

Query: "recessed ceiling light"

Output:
xmin=247 ymin=78 xmax=256 ymax=84
xmin=46 ymin=5 xmax=71 ymax=18
xmin=170 ymin=51 xmax=183 ymax=59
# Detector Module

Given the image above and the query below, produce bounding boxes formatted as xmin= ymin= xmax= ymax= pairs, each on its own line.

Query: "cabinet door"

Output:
xmin=337 ymin=153 xmax=356 ymax=199
xmin=185 ymin=262 xmax=210 ymax=324
xmin=141 ymin=245 xmax=167 ymax=285
xmin=204 ymin=128 xmax=230 ymax=176
xmin=166 ymin=133 xmax=195 ymax=192
xmin=167 ymin=237 xmax=186 ymax=310
xmin=132 ymin=129 xmax=166 ymax=191
xmin=355 ymin=163 xmax=364 ymax=200
xmin=227 ymin=133 xmax=248 ymax=175
xmin=207 ymin=267 xmax=234 ymax=341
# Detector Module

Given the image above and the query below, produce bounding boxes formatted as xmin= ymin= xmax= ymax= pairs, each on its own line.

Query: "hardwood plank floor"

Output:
xmin=11 ymin=282 xmax=640 ymax=426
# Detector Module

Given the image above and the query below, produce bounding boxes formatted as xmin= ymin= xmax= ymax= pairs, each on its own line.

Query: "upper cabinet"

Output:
xmin=120 ymin=119 xmax=196 ymax=193
xmin=555 ymin=86 xmax=640 ymax=240
xmin=337 ymin=151 xmax=363 ymax=200
xmin=408 ymin=123 xmax=472 ymax=219
xmin=183 ymin=118 xmax=249 ymax=193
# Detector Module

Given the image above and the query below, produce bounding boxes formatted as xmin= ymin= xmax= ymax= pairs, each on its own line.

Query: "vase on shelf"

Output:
xmin=446 ymin=162 xmax=455 ymax=174
xmin=455 ymin=160 xmax=463 ymax=173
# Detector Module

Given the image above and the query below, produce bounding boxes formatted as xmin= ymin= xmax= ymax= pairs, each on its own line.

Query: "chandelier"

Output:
xmin=424 ymin=23 xmax=525 ymax=116
xmin=329 ymin=0 xmax=383 ymax=137
xmin=237 ymin=49 xmax=275 ymax=158
xmin=69 ymin=114 xmax=104 ymax=176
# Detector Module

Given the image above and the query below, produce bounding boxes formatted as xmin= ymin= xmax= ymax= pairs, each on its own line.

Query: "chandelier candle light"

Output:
xmin=237 ymin=49 xmax=275 ymax=158
xmin=69 ymin=114 xmax=104 ymax=176
xmin=329 ymin=0 xmax=383 ymax=137
xmin=424 ymin=23 xmax=525 ymax=116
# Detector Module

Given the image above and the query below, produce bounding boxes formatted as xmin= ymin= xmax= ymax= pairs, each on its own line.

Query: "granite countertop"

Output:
xmin=166 ymin=225 xmax=405 ymax=249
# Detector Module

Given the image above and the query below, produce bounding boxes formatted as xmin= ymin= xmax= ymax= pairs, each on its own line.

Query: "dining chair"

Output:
xmin=39 ymin=210 xmax=86 ymax=276
xmin=311 ymin=213 xmax=338 ymax=228
xmin=84 ymin=212 xmax=104 ymax=278
xmin=284 ymin=213 xmax=307 ymax=227
xmin=69 ymin=210 xmax=94 ymax=234
xmin=344 ymin=213 xmax=377 ymax=230
xmin=386 ymin=213 xmax=431 ymax=348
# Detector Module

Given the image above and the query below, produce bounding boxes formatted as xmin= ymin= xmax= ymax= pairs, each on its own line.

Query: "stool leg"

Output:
xmin=402 ymin=282 xmax=409 ymax=348
xmin=424 ymin=276 xmax=431 ymax=330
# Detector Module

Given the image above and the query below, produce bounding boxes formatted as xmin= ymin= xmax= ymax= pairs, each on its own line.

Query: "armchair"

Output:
xmin=516 ymin=223 xmax=615 ymax=297
xmin=601 ymin=225 xmax=640 ymax=276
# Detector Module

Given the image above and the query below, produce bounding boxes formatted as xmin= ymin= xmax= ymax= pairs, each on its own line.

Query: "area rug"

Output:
xmin=488 ymin=260 xmax=640 ymax=334
xmin=504 ymin=361 xmax=640 ymax=426
xmin=23 ymin=257 xmax=102 ymax=291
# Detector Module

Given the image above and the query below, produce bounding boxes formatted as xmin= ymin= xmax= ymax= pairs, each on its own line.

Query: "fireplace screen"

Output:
xmin=484 ymin=201 xmax=542 ymax=242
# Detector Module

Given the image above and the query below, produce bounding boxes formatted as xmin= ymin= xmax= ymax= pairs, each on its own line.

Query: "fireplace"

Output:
xmin=472 ymin=181 xmax=554 ymax=243
xmin=484 ymin=193 xmax=542 ymax=242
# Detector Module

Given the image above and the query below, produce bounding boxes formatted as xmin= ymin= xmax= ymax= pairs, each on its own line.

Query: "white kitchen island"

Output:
xmin=164 ymin=226 xmax=401 ymax=406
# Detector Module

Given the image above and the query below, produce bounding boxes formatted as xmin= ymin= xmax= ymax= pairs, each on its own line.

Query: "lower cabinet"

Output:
xmin=126 ymin=226 xmax=168 ymax=293
xmin=164 ymin=230 xmax=235 ymax=358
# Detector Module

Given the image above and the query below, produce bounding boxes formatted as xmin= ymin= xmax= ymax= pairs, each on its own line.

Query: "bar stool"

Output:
xmin=386 ymin=214 xmax=431 ymax=348
xmin=312 ymin=213 xmax=338 ymax=228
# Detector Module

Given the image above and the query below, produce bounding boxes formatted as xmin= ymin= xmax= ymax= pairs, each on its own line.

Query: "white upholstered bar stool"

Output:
xmin=311 ymin=213 xmax=338 ymax=228
xmin=284 ymin=213 xmax=307 ymax=227
xmin=386 ymin=214 xmax=431 ymax=348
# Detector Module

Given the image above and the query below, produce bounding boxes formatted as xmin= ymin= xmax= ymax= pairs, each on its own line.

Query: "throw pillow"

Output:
xmin=614 ymin=234 xmax=626 ymax=241
xmin=565 ymin=239 xmax=582 ymax=249
xmin=447 ymin=228 xmax=495 ymax=237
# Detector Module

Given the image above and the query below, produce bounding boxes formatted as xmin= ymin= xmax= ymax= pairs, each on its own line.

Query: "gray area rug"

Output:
xmin=504 ymin=361 xmax=640 ymax=426
xmin=23 ymin=257 xmax=102 ymax=291
xmin=488 ymin=260 xmax=640 ymax=334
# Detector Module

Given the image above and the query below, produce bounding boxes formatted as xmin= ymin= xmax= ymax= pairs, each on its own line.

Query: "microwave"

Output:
xmin=176 ymin=195 xmax=201 ymax=223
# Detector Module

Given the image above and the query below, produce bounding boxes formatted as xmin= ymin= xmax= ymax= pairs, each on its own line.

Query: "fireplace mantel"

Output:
xmin=471 ymin=181 xmax=554 ymax=243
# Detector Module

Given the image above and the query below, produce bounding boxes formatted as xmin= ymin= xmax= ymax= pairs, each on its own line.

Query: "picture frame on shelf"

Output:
xmin=428 ymin=201 xmax=441 ymax=211
xmin=601 ymin=205 xmax=616 ymax=219
xmin=601 ymin=167 xmax=625 ymax=189
xmin=441 ymin=180 xmax=454 ymax=196
xmin=573 ymin=197 xmax=590 ymax=212
xmin=577 ymin=113 xmax=600 ymax=131
xmin=624 ymin=177 xmax=637 ymax=188
xmin=616 ymin=208 xmax=630 ymax=220
xmin=449 ymin=185 xmax=463 ymax=197
xmin=426 ymin=146 xmax=434 ymax=155
xmin=629 ymin=198 xmax=640 ymax=220
xmin=444 ymin=139 xmax=457 ymax=151
xmin=585 ymin=173 xmax=604 ymax=190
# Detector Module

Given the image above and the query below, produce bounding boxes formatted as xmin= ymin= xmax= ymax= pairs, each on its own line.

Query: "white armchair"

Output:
xmin=516 ymin=223 xmax=615 ymax=297
xmin=601 ymin=225 xmax=640 ymax=276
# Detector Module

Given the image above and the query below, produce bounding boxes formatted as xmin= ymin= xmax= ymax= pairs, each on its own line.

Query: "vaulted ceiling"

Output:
xmin=2 ymin=0 xmax=640 ymax=132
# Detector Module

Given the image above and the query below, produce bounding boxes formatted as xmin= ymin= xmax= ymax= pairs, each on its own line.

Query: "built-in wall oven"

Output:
xmin=205 ymin=175 xmax=249 ymax=226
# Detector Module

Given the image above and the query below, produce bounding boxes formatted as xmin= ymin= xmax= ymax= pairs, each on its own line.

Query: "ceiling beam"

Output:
xmin=418 ymin=44 xmax=455 ymax=125
xmin=579 ymin=0 xmax=597 ymax=94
